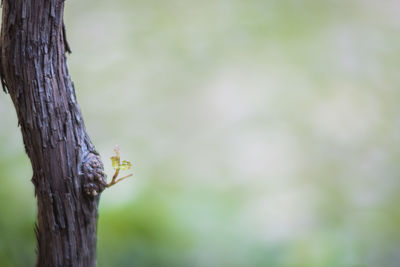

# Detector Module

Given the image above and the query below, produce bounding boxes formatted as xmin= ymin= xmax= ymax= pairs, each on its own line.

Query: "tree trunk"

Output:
xmin=0 ymin=1 xmax=107 ymax=266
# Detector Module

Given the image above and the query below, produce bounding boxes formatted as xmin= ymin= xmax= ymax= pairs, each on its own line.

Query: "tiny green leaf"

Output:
xmin=111 ymin=156 xmax=120 ymax=169
xmin=119 ymin=160 xmax=132 ymax=170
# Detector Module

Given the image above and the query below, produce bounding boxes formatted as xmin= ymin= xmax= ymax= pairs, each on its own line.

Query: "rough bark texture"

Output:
xmin=0 ymin=1 xmax=106 ymax=266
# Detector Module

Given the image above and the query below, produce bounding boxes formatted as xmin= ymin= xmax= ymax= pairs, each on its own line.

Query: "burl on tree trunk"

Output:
xmin=0 ymin=0 xmax=106 ymax=266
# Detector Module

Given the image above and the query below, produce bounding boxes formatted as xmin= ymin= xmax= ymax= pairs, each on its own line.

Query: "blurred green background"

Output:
xmin=1 ymin=0 xmax=400 ymax=266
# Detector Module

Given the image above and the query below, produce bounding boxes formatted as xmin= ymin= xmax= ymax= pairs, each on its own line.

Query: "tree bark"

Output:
xmin=0 ymin=1 xmax=106 ymax=266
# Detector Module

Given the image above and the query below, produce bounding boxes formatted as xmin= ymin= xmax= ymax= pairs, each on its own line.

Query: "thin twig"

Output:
xmin=110 ymin=168 xmax=120 ymax=185
xmin=106 ymin=173 xmax=132 ymax=188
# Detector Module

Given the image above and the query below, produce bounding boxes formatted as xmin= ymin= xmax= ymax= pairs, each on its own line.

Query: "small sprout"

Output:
xmin=106 ymin=145 xmax=133 ymax=188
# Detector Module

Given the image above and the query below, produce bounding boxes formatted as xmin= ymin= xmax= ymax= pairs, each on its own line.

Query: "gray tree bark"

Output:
xmin=0 ymin=1 xmax=106 ymax=266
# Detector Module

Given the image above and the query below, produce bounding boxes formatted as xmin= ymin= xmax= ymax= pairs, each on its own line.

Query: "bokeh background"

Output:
xmin=1 ymin=0 xmax=400 ymax=266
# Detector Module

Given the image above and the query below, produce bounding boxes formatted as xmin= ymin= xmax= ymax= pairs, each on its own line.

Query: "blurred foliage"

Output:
xmin=1 ymin=0 xmax=400 ymax=266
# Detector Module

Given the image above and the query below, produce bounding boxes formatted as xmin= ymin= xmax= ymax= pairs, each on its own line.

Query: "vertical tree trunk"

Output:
xmin=0 ymin=1 xmax=107 ymax=266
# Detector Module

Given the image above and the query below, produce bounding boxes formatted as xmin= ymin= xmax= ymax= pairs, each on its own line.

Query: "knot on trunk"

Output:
xmin=81 ymin=153 xmax=107 ymax=197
